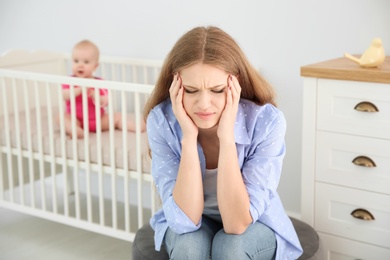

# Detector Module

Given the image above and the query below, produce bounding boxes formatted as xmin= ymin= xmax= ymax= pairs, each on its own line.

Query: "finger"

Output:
xmin=226 ymin=84 xmax=233 ymax=106
xmin=230 ymin=75 xmax=241 ymax=95
xmin=169 ymin=74 xmax=181 ymax=91
xmin=169 ymin=74 xmax=181 ymax=100
xmin=176 ymin=76 xmax=183 ymax=104
xmin=177 ymin=84 xmax=184 ymax=105
xmin=229 ymin=75 xmax=241 ymax=103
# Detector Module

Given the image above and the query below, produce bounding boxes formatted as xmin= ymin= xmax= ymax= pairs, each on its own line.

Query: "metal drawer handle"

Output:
xmin=351 ymin=208 xmax=375 ymax=221
xmin=354 ymin=101 xmax=379 ymax=112
xmin=352 ymin=156 xmax=376 ymax=167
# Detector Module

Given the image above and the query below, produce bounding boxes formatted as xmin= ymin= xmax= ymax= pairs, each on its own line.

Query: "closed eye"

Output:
xmin=211 ymin=88 xmax=225 ymax=93
xmin=182 ymin=86 xmax=225 ymax=94
xmin=183 ymin=87 xmax=198 ymax=94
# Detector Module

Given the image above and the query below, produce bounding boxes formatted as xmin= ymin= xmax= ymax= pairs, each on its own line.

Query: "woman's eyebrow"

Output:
xmin=209 ymin=84 xmax=226 ymax=89
xmin=182 ymin=85 xmax=198 ymax=90
xmin=182 ymin=84 xmax=226 ymax=90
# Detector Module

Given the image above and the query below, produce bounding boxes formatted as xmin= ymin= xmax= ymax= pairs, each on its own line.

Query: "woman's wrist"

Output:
xmin=219 ymin=138 xmax=236 ymax=149
xmin=218 ymin=133 xmax=235 ymax=145
xmin=180 ymin=135 xmax=198 ymax=146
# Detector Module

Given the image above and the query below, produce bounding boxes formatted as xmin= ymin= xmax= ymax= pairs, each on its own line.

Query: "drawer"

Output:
xmin=315 ymin=183 xmax=390 ymax=248
xmin=316 ymin=132 xmax=390 ymax=194
xmin=317 ymin=79 xmax=390 ymax=139
xmin=319 ymin=233 xmax=390 ymax=260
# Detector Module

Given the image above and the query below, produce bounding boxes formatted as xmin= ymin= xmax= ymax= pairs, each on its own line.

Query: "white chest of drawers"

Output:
xmin=301 ymin=56 xmax=390 ymax=259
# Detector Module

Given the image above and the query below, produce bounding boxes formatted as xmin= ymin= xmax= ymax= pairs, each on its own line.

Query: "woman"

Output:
xmin=144 ymin=26 xmax=302 ymax=260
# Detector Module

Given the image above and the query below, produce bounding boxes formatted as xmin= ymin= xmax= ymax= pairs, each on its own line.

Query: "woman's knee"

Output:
xmin=212 ymin=231 xmax=247 ymax=259
xmin=211 ymin=223 xmax=276 ymax=260
xmin=165 ymin=228 xmax=212 ymax=259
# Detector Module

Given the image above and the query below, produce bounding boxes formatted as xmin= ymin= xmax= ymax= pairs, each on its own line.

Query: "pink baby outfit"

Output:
xmin=62 ymin=76 xmax=108 ymax=132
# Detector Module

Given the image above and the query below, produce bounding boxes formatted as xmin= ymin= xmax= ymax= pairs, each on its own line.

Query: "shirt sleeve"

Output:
xmin=242 ymin=110 xmax=287 ymax=223
xmin=147 ymin=108 xmax=201 ymax=234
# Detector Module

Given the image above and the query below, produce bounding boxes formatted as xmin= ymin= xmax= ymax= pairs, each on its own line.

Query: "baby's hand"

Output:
xmin=73 ymin=86 xmax=82 ymax=96
xmin=63 ymin=86 xmax=82 ymax=100
xmin=99 ymin=95 xmax=109 ymax=107
xmin=88 ymin=88 xmax=95 ymax=97
xmin=88 ymin=88 xmax=108 ymax=107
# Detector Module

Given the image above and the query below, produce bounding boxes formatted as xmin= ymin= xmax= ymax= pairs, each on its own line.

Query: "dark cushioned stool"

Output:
xmin=132 ymin=217 xmax=320 ymax=260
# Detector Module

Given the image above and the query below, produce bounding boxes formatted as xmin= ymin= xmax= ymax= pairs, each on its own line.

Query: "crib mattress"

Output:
xmin=0 ymin=107 xmax=150 ymax=173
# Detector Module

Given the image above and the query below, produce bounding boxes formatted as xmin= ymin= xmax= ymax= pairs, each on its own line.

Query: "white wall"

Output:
xmin=1 ymin=0 xmax=389 ymax=216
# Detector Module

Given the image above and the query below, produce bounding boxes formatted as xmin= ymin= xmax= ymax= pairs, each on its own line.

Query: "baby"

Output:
xmin=61 ymin=40 xmax=146 ymax=138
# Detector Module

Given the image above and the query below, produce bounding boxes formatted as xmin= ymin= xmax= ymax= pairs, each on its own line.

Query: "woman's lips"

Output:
xmin=195 ymin=112 xmax=214 ymax=120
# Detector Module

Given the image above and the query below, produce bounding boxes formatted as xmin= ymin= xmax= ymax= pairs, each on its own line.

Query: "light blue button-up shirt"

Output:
xmin=147 ymin=98 xmax=303 ymax=259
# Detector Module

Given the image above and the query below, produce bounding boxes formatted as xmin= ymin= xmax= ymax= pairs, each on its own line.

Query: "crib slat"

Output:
xmin=0 ymin=143 xmax=2 ymax=201
xmin=111 ymin=64 xmax=116 ymax=81
xmin=82 ymin=86 xmax=93 ymax=223
xmin=45 ymin=82 xmax=58 ymax=214
xmin=34 ymin=81 xmax=47 ymax=211
xmin=121 ymin=64 xmax=126 ymax=83
xmin=142 ymin=67 xmax=148 ymax=85
xmin=131 ymin=65 xmax=137 ymax=83
xmin=121 ymin=90 xmax=130 ymax=233
xmin=1 ymin=79 xmax=15 ymax=203
xmin=153 ymin=67 xmax=159 ymax=84
xmin=0 ymin=78 xmax=10 ymax=201
xmin=94 ymin=87 xmax=105 ymax=227
xmin=107 ymin=90 xmax=117 ymax=230
xmin=134 ymin=92 xmax=144 ymax=228
xmin=70 ymin=85 xmax=81 ymax=220
xmin=22 ymin=79 xmax=36 ymax=209
xmin=11 ymin=78 xmax=25 ymax=206
xmin=57 ymin=86 xmax=69 ymax=217
xmin=100 ymin=65 xmax=106 ymax=79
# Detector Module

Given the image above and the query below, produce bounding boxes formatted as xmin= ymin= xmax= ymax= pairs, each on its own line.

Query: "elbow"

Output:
xmin=223 ymin=223 xmax=250 ymax=235
xmin=189 ymin=213 xmax=203 ymax=226
xmin=221 ymin=210 xmax=252 ymax=234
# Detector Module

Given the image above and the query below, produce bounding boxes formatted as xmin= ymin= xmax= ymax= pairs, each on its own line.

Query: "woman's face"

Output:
xmin=180 ymin=62 xmax=229 ymax=129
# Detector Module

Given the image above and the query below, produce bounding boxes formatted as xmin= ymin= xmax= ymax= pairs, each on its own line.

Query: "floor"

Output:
xmin=0 ymin=170 xmax=154 ymax=260
xmin=0 ymin=207 xmax=134 ymax=260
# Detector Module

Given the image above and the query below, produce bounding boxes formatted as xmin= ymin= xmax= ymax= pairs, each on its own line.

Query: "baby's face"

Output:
xmin=72 ymin=47 xmax=99 ymax=78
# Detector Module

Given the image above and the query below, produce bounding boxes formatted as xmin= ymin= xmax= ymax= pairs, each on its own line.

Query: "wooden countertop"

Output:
xmin=301 ymin=56 xmax=390 ymax=84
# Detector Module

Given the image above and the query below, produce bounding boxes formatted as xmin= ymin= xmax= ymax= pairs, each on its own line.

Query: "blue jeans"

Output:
xmin=163 ymin=215 xmax=276 ymax=260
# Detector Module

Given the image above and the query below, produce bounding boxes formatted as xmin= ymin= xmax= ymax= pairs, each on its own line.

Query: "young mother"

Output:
xmin=144 ymin=26 xmax=303 ymax=260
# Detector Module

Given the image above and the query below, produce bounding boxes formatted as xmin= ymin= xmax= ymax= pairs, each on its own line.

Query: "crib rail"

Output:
xmin=64 ymin=53 xmax=162 ymax=83
xmin=0 ymin=68 xmax=158 ymax=241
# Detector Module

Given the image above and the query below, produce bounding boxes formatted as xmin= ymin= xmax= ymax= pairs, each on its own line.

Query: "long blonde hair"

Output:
xmin=144 ymin=26 xmax=276 ymax=120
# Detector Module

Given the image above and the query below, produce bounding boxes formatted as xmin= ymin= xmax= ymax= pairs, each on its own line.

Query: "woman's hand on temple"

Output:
xmin=217 ymin=75 xmax=241 ymax=142
xmin=169 ymin=74 xmax=198 ymax=139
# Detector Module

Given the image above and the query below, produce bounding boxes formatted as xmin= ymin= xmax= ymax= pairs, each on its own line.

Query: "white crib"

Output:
xmin=0 ymin=49 xmax=162 ymax=242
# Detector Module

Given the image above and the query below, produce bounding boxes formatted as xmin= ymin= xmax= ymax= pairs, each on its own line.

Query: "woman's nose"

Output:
xmin=197 ymin=91 xmax=211 ymax=109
